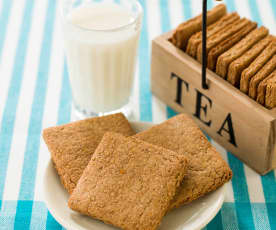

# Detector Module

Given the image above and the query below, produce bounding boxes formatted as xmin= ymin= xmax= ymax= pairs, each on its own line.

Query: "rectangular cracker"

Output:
xmin=186 ymin=12 xmax=240 ymax=58
xmin=207 ymin=22 xmax=257 ymax=70
xmin=240 ymin=41 xmax=276 ymax=94
xmin=249 ymin=55 xmax=276 ymax=99
xmin=197 ymin=18 xmax=252 ymax=63
xmin=171 ymin=4 xmax=227 ymax=50
xmin=216 ymin=26 xmax=269 ymax=79
xmin=135 ymin=114 xmax=232 ymax=210
xmin=227 ymin=36 xmax=273 ymax=86
xmin=68 ymin=132 xmax=187 ymax=230
xmin=42 ymin=113 xmax=135 ymax=194
xmin=257 ymin=70 xmax=276 ymax=105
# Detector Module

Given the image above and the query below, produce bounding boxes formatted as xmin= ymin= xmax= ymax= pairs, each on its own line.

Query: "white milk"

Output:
xmin=63 ymin=2 xmax=141 ymax=114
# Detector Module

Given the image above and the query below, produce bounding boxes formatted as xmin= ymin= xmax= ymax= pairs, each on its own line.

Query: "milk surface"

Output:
xmin=63 ymin=3 xmax=140 ymax=113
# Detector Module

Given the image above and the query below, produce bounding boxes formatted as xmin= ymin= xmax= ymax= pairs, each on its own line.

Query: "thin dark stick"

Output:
xmin=202 ymin=0 xmax=208 ymax=89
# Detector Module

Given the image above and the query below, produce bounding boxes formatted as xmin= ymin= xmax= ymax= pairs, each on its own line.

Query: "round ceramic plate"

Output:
xmin=43 ymin=121 xmax=225 ymax=230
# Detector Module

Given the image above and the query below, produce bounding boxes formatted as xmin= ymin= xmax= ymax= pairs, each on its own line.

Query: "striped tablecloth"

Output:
xmin=0 ymin=0 xmax=275 ymax=229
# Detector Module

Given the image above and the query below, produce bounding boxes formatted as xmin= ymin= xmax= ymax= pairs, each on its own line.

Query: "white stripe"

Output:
xmin=211 ymin=140 xmax=235 ymax=203
xmin=256 ymin=0 xmax=276 ymax=34
xmin=34 ymin=2 xmax=63 ymax=202
xmin=191 ymin=0 xmax=202 ymax=17
xmin=0 ymin=1 xmax=25 ymax=123
xmin=234 ymin=0 xmax=251 ymax=19
xmin=2 ymin=0 xmax=47 ymax=201
xmin=244 ymin=165 xmax=265 ymax=202
xmin=168 ymin=0 xmax=184 ymax=28
xmin=146 ymin=0 xmax=167 ymax=124
xmin=131 ymin=61 xmax=140 ymax=121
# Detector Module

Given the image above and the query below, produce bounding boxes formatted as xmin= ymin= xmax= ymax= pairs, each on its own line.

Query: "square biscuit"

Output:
xmin=207 ymin=22 xmax=257 ymax=70
xmin=249 ymin=55 xmax=276 ymax=99
xmin=43 ymin=113 xmax=135 ymax=194
xmin=240 ymin=41 xmax=276 ymax=94
xmin=216 ymin=26 xmax=269 ymax=79
xmin=135 ymin=114 xmax=232 ymax=210
xmin=227 ymin=36 xmax=273 ymax=86
xmin=171 ymin=4 xmax=226 ymax=50
xmin=186 ymin=12 xmax=240 ymax=58
xmin=257 ymin=70 xmax=276 ymax=105
xmin=68 ymin=132 xmax=187 ymax=230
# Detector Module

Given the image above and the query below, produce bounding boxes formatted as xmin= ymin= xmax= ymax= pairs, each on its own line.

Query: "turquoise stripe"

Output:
xmin=270 ymin=0 xmax=276 ymax=19
xmin=57 ymin=61 xmax=72 ymax=125
xmin=0 ymin=201 xmax=17 ymax=229
xmin=14 ymin=0 xmax=57 ymax=229
xmin=182 ymin=0 xmax=192 ymax=19
xmin=221 ymin=202 xmax=241 ymax=230
xmin=227 ymin=153 xmax=255 ymax=229
xmin=138 ymin=0 xmax=152 ymax=122
xmin=207 ymin=211 xmax=223 ymax=230
xmin=248 ymin=0 xmax=263 ymax=25
xmin=224 ymin=0 xmax=236 ymax=12
xmin=0 ymin=0 xmax=12 ymax=63
xmin=29 ymin=202 xmax=48 ymax=230
xmin=0 ymin=0 xmax=35 ymax=207
xmin=45 ymin=61 xmax=71 ymax=229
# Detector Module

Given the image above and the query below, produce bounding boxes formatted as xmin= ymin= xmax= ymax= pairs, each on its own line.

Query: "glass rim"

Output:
xmin=60 ymin=0 xmax=143 ymax=32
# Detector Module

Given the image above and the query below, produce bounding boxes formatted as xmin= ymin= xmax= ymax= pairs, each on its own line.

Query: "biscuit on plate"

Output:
xmin=186 ymin=12 xmax=240 ymax=58
xmin=249 ymin=55 xmax=276 ymax=99
xmin=68 ymin=132 xmax=187 ymax=230
xmin=43 ymin=113 xmax=135 ymax=194
xmin=171 ymin=4 xmax=226 ymax=50
xmin=240 ymin=41 xmax=276 ymax=94
xmin=207 ymin=22 xmax=257 ymax=70
xmin=227 ymin=36 xmax=273 ymax=86
xmin=135 ymin=114 xmax=232 ymax=210
xmin=216 ymin=26 xmax=269 ymax=79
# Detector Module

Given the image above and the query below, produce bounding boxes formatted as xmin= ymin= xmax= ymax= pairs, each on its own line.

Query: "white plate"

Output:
xmin=43 ymin=121 xmax=225 ymax=230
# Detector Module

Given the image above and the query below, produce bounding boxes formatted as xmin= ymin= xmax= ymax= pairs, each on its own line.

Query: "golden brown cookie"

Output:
xmin=43 ymin=113 xmax=135 ymax=194
xmin=171 ymin=4 xmax=227 ymax=50
xmin=265 ymin=79 xmax=276 ymax=109
xmin=135 ymin=114 xmax=232 ymax=210
xmin=68 ymin=132 xmax=187 ymax=230
xmin=249 ymin=55 xmax=276 ymax=99
xmin=257 ymin=70 xmax=276 ymax=105
xmin=240 ymin=41 xmax=276 ymax=94
xmin=186 ymin=12 xmax=240 ymax=58
xmin=216 ymin=26 xmax=269 ymax=79
xmin=227 ymin=36 xmax=273 ymax=86
xmin=207 ymin=22 xmax=257 ymax=70
xmin=197 ymin=18 xmax=252 ymax=63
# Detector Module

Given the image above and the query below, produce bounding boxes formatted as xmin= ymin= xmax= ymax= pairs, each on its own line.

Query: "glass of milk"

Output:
xmin=60 ymin=0 xmax=142 ymax=118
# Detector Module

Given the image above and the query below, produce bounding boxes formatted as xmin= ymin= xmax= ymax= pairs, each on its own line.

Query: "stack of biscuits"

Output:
xmin=171 ymin=4 xmax=276 ymax=109
xmin=43 ymin=113 xmax=232 ymax=230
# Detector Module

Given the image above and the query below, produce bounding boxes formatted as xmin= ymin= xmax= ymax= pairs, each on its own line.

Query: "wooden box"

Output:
xmin=151 ymin=31 xmax=276 ymax=175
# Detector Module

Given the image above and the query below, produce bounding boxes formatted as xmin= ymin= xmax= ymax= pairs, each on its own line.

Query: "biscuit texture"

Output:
xmin=43 ymin=113 xmax=135 ymax=194
xmin=265 ymin=75 xmax=276 ymax=109
xmin=227 ymin=36 xmax=273 ymax=86
xmin=216 ymin=26 xmax=269 ymax=79
xmin=197 ymin=18 xmax=251 ymax=63
xmin=135 ymin=114 xmax=232 ymax=210
xmin=257 ymin=70 xmax=276 ymax=105
xmin=68 ymin=132 xmax=187 ymax=230
xmin=186 ymin=13 xmax=240 ymax=58
xmin=207 ymin=22 xmax=257 ymax=70
xmin=249 ymin=55 xmax=276 ymax=99
xmin=171 ymin=4 xmax=226 ymax=50
xmin=240 ymin=41 xmax=276 ymax=94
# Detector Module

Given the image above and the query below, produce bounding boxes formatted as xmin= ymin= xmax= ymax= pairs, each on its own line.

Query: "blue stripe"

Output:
xmin=30 ymin=202 xmax=48 ymax=230
xmin=270 ymin=0 xmax=276 ymax=19
xmin=0 ymin=0 xmax=12 ymax=63
xmin=206 ymin=211 xmax=223 ymax=230
xmin=224 ymin=0 xmax=236 ymax=12
xmin=45 ymin=61 xmax=71 ymax=229
xmin=227 ymin=153 xmax=255 ymax=229
xmin=248 ymin=0 xmax=263 ymax=25
xmin=0 ymin=0 xmax=35 ymax=207
xmin=57 ymin=61 xmax=72 ymax=125
xmin=182 ymin=0 xmax=192 ymax=19
xmin=14 ymin=0 xmax=57 ymax=229
xmin=138 ymin=0 xmax=152 ymax=122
